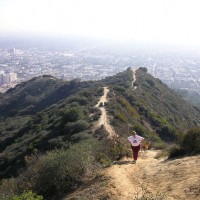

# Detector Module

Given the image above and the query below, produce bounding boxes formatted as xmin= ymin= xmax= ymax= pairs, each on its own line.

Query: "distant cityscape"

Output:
xmin=0 ymin=41 xmax=200 ymax=97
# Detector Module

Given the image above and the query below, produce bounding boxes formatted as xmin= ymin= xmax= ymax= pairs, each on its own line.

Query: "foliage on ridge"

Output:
xmin=101 ymin=67 xmax=200 ymax=142
xmin=0 ymin=67 xmax=200 ymax=199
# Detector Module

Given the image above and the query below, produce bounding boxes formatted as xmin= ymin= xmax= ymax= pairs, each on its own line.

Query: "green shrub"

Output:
xmin=145 ymin=79 xmax=155 ymax=87
xmin=157 ymin=125 xmax=177 ymax=142
xmin=114 ymin=112 xmax=128 ymax=123
xmin=151 ymin=141 xmax=167 ymax=150
xmin=94 ymin=126 xmax=109 ymax=139
xmin=36 ymin=141 xmax=97 ymax=197
xmin=64 ymin=120 xmax=90 ymax=135
xmin=168 ymin=144 xmax=185 ymax=158
xmin=70 ymin=132 xmax=92 ymax=143
xmin=0 ymin=185 xmax=42 ymax=200
xmin=96 ymin=153 xmax=112 ymax=167
xmin=1 ymin=139 xmax=107 ymax=199
xmin=169 ymin=127 xmax=200 ymax=158
xmin=62 ymin=107 xmax=84 ymax=123
xmin=0 ymin=178 xmax=18 ymax=199
xmin=47 ymin=137 xmax=70 ymax=149
xmin=133 ymin=124 xmax=146 ymax=137
xmin=113 ymin=86 xmax=126 ymax=93
xmin=102 ymin=137 xmax=131 ymax=160
xmin=181 ymin=127 xmax=200 ymax=155
xmin=68 ymin=96 xmax=88 ymax=105
xmin=12 ymin=191 xmax=43 ymax=200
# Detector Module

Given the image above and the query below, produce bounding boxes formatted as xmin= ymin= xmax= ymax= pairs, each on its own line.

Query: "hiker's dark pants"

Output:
xmin=131 ymin=145 xmax=140 ymax=160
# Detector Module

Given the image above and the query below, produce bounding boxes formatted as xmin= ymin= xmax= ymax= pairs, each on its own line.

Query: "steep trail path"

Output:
xmin=131 ymin=68 xmax=137 ymax=90
xmin=64 ymin=150 xmax=200 ymax=200
xmin=94 ymin=86 xmax=116 ymax=138
xmin=93 ymin=68 xmax=137 ymax=137
xmin=104 ymin=150 xmax=160 ymax=199
xmin=104 ymin=150 xmax=200 ymax=200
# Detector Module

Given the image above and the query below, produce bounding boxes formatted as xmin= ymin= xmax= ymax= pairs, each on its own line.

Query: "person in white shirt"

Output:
xmin=128 ymin=131 xmax=144 ymax=163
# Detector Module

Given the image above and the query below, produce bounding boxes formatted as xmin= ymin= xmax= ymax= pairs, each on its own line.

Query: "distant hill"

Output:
xmin=0 ymin=75 xmax=97 ymax=117
xmin=174 ymin=88 xmax=200 ymax=107
xmin=0 ymin=68 xmax=200 ymax=179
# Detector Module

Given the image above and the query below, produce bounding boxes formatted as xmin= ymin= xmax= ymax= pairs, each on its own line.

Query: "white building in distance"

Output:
xmin=0 ymin=72 xmax=17 ymax=85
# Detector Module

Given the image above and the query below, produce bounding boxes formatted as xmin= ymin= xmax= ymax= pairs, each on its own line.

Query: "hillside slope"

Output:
xmin=0 ymin=68 xmax=200 ymax=199
xmin=0 ymin=75 xmax=97 ymax=117
xmin=65 ymin=150 xmax=200 ymax=200
xmin=0 ymin=67 xmax=200 ymax=180
xmin=101 ymin=68 xmax=200 ymax=142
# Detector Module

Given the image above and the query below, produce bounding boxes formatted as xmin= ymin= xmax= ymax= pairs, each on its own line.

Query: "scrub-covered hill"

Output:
xmin=0 ymin=67 xmax=200 ymax=199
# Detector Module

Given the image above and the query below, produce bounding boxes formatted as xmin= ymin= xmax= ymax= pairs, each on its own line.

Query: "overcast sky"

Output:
xmin=1 ymin=0 xmax=200 ymax=46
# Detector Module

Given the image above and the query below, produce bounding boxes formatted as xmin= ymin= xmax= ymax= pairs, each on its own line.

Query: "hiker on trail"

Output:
xmin=128 ymin=131 xmax=144 ymax=163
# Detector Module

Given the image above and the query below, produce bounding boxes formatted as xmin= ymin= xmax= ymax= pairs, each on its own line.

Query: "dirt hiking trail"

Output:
xmin=94 ymin=68 xmax=137 ymax=137
xmin=131 ymin=68 xmax=137 ymax=90
xmin=65 ymin=150 xmax=200 ymax=200
xmin=94 ymin=86 xmax=116 ymax=138
xmin=104 ymin=150 xmax=200 ymax=200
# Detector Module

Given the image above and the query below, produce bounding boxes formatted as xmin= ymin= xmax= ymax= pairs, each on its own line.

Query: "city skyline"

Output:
xmin=1 ymin=0 xmax=200 ymax=47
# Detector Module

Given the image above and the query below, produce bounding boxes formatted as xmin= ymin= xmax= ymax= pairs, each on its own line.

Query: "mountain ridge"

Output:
xmin=0 ymin=67 xmax=200 ymax=199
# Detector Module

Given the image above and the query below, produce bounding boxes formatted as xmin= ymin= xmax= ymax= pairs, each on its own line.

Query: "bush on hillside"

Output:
xmin=0 ymin=140 xmax=99 ymax=199
xmin=157 ymin=125 xmax=177 ymax=142
xmin=133 ymin=124 xmax=146 ymax=137
xmin=64 ymin=120 xmax=90 ymax=135
xmin=181 ymin=127 xmax=200 ymax=154
xmin=0 ymin=177 xmax=43 ymax=200
xmin=62 ymin=107 xmax=83 ymax=123
xmin=94 ymin=126 xmax=109 ymax=140
xmin=169 ymin=127 xmax=200 ymax=158
xmin=101 ymin=137 xmax=131 ymax=160
xmin=47 ymin=136 xmax=70 ymax=149
xmin=114 ymin=112 xmax=128 ymax=123
xmin=70 ymin=132 xmax=92 ymax=143
xmin=168 ymin=144 xmax=185 ymax=158
xmin=12 ymin=191 xmax=43 ymax=200
xmin=36 ymin=141 xmax=97 ymax=198
xmin=68 ymin=96 xmax=88 ymax=105
xmin=113 ymin=86 xmax=126 ymax=93
xmin=0 ymin=178 xmax=18 ymax=199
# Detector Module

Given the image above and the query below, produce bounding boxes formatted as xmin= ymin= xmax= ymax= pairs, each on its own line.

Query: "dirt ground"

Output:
xmin=65 ymin=150 xmax=200 ymax=200
xmin=94 ymin=86 xmax=116 ymax=138
xmin=103 ymin=150 xmax=200 ymax=200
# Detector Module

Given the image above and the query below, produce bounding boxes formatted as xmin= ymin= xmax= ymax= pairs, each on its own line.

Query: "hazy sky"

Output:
xmin=1 ymin=0 xmax=200 ymax=46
